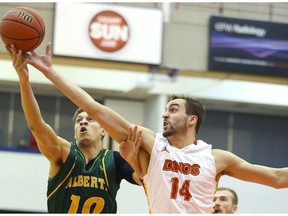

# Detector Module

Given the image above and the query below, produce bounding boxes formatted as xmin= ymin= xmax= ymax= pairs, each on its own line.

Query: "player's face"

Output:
xmin=213 ymin=190 xmax=237 ymax=214
xmin=162 ymin=99 xmax=189 ymax=138
xmin=74 ymin=111 xmax=105 ymax=145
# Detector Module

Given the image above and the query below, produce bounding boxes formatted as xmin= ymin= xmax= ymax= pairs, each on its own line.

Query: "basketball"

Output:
xmin=0 ymin=7 xmax=45 ymax=52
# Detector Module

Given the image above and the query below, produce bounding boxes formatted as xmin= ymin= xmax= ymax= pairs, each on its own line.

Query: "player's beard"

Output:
xmin=163 ymin=125 xmax=175 ymax=138
xmin=163 ymin=120 xmax=188 ymax=138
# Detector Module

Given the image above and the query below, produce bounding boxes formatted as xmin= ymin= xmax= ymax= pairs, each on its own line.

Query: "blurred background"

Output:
xmin=0 ymin=2 xmax=287 ymax=213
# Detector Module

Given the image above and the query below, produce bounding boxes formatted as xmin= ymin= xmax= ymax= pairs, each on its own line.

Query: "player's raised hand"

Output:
xmin=119 ymin=126 xmax=142 ymax=164
xmin=27 ymin=42 xmax=53 ymax=75
xmin=6 ymin=44 xmax=30 ymax=81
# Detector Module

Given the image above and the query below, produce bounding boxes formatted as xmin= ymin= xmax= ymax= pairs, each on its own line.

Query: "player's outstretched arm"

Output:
xmin=27 ymin=43 xmax=156 ymax=153
xmin=213 ymin=149 xmax=288 ymax=188
xmin=6 ymin=45 xmax=69 ymax=177
xmin=28 ymin=43 xmax=130 ymax=143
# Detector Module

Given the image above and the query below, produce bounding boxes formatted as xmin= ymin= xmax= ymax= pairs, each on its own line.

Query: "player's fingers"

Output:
xmin=5 ymin=45 xmax=12 ymax=54
xmin=135 ymin=132 xmax=142 ymax=152
xmin=133 ymin=130 xmax=142 ymax=156
xmin=31 ymin=50 xmax=37 ymax=57
xmin=127 ymin=127 xmax=132 ymax=141
xmin=46 ymin=42 xmax=51 ymax=56
xmin=22 ymin=51 xmax=30 ymax=59
xmin=8 ymin=44 xmax=17 ymax=61
xmin=137 ymin=130 xmax=142 ymax=142
xmin=131 ymin=126 xmax=138 ymax=142
xmin=5 ymin=47 xmax=14 ymax=62
xmin=22 ymin=58 xmax=29 ymax=68
xmin=15 ymin=50 xmax=22 ymax=66
xmin=11 ymin=44 xmax=17 ymax=54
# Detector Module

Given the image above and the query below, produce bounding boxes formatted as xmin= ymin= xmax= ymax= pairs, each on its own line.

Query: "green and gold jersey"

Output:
xmin=47 ymin=143 xmax=119 ymax=213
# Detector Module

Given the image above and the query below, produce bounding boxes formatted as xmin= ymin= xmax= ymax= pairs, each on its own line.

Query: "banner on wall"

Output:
xmin=53 ymin=3 xmax=163 ymax=65
xmin=208 ymin=16 xmax=288 ymax=77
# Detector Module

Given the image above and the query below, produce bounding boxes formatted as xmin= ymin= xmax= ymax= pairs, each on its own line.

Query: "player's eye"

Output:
xmin=170 ymin=108 xmax=177 ymax=113
xmin=87 ymin=117 xmax=94 ymax=122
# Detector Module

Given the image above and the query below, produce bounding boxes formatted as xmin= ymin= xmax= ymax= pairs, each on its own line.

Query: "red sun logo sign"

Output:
xmin=89 ymin=10 xmax=130 ymax=53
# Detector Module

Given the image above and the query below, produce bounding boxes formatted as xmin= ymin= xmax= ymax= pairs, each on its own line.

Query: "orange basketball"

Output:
xmin=0 ymin=7 xmax=45 ymax=52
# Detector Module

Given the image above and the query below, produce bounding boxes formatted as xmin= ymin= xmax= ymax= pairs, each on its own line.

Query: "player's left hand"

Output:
xmin=119 ymin=126 xmax=142 ymax=164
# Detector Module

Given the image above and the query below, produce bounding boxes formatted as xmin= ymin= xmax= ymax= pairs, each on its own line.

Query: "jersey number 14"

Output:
xmin=170 ymin=177 xmax=192 ymax=201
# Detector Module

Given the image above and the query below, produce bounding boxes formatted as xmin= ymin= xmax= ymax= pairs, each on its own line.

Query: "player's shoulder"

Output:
xmin=212 ymin=149 xmax=237 ymax=162
xmin=109 ymin=149 xmax=121 ymax=161
xmin=212 ymin=148 xmax=230 ymax=155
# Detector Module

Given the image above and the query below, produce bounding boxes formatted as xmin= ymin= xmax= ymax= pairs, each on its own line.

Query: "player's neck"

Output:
xmin=167 ymin=133 xmax=196 ymax=149
xmin=78 ymin=142 xmax=103 ymax=163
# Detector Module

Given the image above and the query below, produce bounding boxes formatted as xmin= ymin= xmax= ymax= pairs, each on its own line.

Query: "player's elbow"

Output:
xmin=273 ymin=170 xmax=288 ymax=189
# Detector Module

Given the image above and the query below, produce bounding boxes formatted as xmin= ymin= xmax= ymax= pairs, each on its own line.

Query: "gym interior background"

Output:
xmin=0 ymin=2 xmax=287 ymax=213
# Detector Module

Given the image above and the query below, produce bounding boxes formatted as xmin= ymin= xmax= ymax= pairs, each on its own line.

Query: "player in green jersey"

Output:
xmin=6 ymin=44 xmax=142 ymax=213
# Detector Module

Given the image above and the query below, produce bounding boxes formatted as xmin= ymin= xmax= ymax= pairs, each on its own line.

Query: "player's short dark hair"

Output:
xmin=72 ymin=108 xmax=84 ymax=124
xmin=169 ymin=95 xmax=206 ymax=134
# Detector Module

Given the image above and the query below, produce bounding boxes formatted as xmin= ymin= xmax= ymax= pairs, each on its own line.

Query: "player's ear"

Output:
xmin=100 ymin=127 xmax=106 ymax=138
xmin=188 ymin=115 xmax=198 ymax=126
xmin=232 ymin=204 xmax=238 ymax=213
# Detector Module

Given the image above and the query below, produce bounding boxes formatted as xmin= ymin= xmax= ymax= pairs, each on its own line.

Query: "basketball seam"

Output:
xmin=20 ymin=7 xmax=45 ymax=35
xmin=1 ymin=35 xmax=42 ymax=40
xmin=1 ymin=19 xmax=42 ymax=36
xmin=19 ymin=7 xmax=45 ymax=51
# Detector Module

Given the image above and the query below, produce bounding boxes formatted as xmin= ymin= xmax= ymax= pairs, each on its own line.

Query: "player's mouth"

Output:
xmin=163 ymin=121 xmax=169 ymax=130
xmin=80 ymin=126 xmax=87 ymax=133
xmin=213 ymin=208 xmax=222 ymax=214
